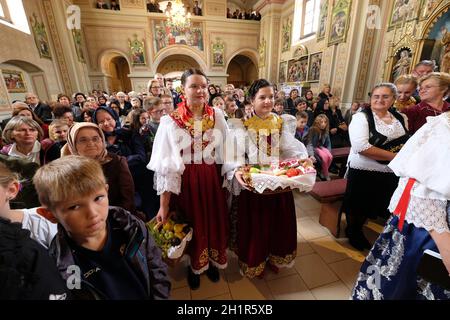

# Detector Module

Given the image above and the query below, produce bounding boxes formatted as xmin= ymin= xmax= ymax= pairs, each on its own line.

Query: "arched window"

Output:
xmin=292 ymin=0 xmax=320 ymax=43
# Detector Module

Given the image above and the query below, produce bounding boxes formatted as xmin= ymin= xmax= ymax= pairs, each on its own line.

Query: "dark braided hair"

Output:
xmin=248 ymin=79 xmax=273 ymax=100
xmin=181 ymin=69 xmax=208 ymax=86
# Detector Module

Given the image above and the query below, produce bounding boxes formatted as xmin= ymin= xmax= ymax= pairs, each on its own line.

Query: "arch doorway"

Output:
xmin=226 ymin=54 xmax=258 ymax=88
xmin=157 ymin=54 xmax=201 ymax=78
xmin=108 ymin=56 xmax=132 ymax=92
xmin=100 ymin=52 xmax=132 ymax=93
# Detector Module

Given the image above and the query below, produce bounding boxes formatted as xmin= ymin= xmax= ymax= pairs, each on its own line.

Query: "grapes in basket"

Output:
xmin=147 ymin=218 xmax=191 ymax=259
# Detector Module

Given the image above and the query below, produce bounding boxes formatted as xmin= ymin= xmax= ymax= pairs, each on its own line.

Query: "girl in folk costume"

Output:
xmin=352 ymin=111 xmax=450 ymax=300
xmin=147 ymin=69 xmax=230 ymax=290
xmin=229 ymin=79 xmax=309 ymax=278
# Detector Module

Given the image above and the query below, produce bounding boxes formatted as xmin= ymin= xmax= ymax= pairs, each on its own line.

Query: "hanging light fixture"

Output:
xmin=160 ymin=0 xmax=191 ymax=29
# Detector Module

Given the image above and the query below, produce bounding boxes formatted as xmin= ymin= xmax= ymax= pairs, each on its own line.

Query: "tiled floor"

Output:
xmin=168 ymin=191 xmax=381 ymax=300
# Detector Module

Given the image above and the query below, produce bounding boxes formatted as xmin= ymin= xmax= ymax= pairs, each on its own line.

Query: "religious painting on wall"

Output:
xmin=317 ymin=0 xmax=329 ymax=41
xmin=420 ymin=9 xmax=450 ymax=73
xmin=328 ymin=0 xmax=352 ymax=46
xmin=281 ymin=18 xmax=292 ymax=53
xmin=388 ymin=0 xmax=420 ymax=29
xmin=72 ymin=29 xmax=86 ymax=63
xmin=279 ymin=61 xmax=287 ymax=84
xmin=2 ymin=69 xmax=27 ymax=93
xmin=212 ymin=38 xmax=225 ymax=67
xmin=129 ymin=35 xmax=146 ymax=66
xmin=308 ymin=52 xmax=322 ymax=82
xmin=29 ymin=13 xmax=52 ymax=59
xmin=287 ymin=56 xmax=308 ymax=83
xmin=153 ymin=20 xmax=204 ymax=53
xmin=259 ymin=38 xmax=266 ymax=67
xmin=391 ymin=47 xmax=412 ymax=82
xmin=420 ymin=0 xmax=440 ymax=20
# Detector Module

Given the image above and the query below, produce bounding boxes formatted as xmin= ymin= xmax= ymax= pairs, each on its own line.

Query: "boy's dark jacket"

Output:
xmin=49 ymin=206 xmax=171 ymax=300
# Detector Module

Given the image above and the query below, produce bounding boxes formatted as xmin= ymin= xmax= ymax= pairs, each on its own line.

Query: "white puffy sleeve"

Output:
xmin=349 ymin=112 xmax=372 ymax=153
xmin=280 ymin=114 xmax=308 ymax=159
xmin=223 ymin=117 xmax=247 ymax=195
xmin=147 ymin=116 xmax=186 ymax=195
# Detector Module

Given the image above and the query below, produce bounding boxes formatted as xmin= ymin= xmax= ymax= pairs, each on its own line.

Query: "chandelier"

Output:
xmin=161 ymin=0 xmax=191 ymax=29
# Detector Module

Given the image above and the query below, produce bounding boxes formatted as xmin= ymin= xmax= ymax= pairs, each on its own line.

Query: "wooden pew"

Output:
xmin=309 ymin=178 xmax=347 ymax=237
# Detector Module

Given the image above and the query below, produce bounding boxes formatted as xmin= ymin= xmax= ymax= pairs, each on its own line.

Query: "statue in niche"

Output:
xmin=392 ymin=49 xmax=412 ymax=81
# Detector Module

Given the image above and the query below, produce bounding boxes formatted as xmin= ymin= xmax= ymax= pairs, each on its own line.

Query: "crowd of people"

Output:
xmin=0 ymin=61 xmax=449 ymax=300
xmin=147 ymin=0 xmax=203 ymax=16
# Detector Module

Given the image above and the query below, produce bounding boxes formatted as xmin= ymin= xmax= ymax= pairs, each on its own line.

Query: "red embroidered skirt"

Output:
xmin=171 ymin=163 xmax=229 ymax=273
xmin=236 ymin=190 xmax=297 ymax=278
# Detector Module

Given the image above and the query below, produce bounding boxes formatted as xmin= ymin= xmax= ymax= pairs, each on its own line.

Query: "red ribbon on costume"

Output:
xmin=392 ymin=178 xmax=416 ymax=232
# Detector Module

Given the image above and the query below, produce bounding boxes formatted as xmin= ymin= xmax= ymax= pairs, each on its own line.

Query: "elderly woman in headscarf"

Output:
xmin=61 ymin=122 xmax=136 ymax=215
xmin=92 ymin=106 xmax=148 ymax=218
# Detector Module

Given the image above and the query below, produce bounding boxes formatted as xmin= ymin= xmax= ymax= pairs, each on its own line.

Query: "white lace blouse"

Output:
xmin=224 ymin=113 xmax=309 ymax=195
xmin=387 ymin=113 xmax=450 ymax=234
xmin=147 ymin=108 xmax=231 ymax=195
xmin=347 ymin=111 xmax=406 ymax=172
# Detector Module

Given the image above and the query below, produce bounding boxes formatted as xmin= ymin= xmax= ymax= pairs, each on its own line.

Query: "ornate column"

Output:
xmin=256 ymin=0 xmax=284 ymax=81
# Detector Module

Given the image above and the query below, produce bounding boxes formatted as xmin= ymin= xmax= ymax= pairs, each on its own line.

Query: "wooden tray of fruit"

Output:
xmin=240 ymin=158 xmax=316 ymax=195
xmin=147 ymin=217 xmax=193 ymax=267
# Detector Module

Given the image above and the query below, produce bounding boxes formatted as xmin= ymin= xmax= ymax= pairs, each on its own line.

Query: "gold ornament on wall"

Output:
xmin=388 ymin=0 xmax=420 ymax=30
xmin=72 ymin=29 xmax=86 ymax=63
xmin=293 ymin=45 xmax=308 ymax=59
xmin=259 ymin=38 xmax=266 ymax=68
xmin=129 ymin=34 xmax=146 ymax=66
xmin=29 ymin=13 xmax=52 ymax=60
xmin=317 ymin=0 xmax=329 ymax=42
xmin=212 ymin=38 xmax=225 ymax=67
xmin=328 ymin=0 xmax=352 ymax=46
xmin=281 ymin=18 xmax=292 ymax=53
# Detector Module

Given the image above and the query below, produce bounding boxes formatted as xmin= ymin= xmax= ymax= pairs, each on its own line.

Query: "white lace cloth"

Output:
xmin=388 ymin=177 xmax=450 ymax=234
xmin=249 ymin=172 xmax=316 ymax=194
xmin=347 ymin=111 xmax=406 ymax=173
xmin=167 ymin=228 xmax=193 ymax=259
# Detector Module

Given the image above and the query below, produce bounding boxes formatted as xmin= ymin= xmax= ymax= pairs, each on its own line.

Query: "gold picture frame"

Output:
xmin=2 ymin=69 xmax=27 ymax=93
xmin=388 ymin=0 xmax=421 ymax=30
xmin=129 ymin=35 xmax=146 ymax=66
xmin=328 ymin=0 xmax=352 ymax=46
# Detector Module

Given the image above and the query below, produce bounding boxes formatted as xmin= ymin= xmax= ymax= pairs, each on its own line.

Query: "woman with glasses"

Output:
xmin=148 ymin=79 xmax=162 ymax=98
xmin=342 ymin=83 xmax=410 ymax=251
xmin=61 ymin=122 xmax=136 ymax=214
xmin=404 ymin=72 xmax=450 ymax=134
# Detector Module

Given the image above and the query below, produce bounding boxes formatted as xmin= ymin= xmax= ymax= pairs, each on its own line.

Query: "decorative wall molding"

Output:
xmin=355 ymin=0 xmax=379 ymax=101
xmin=42 ymin=0 xmax=73 ymax=95
xmin=121 ymin=0 xmax=145 ymax=9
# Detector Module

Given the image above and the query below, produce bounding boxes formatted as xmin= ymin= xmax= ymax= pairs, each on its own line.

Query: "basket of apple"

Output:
xmin=147 ymin=217 xmax=193 ymax=267
xmin=241 ymin=158 xmax=316 ymax=195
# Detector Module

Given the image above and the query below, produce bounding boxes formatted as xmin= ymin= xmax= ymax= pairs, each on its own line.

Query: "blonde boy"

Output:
xmin=33 ymin=156 xmax=171 ymax=300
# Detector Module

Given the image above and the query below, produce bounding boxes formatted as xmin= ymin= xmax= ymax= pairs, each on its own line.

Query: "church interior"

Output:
xmin=0 ymin=0 xmax=449 ymax=301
